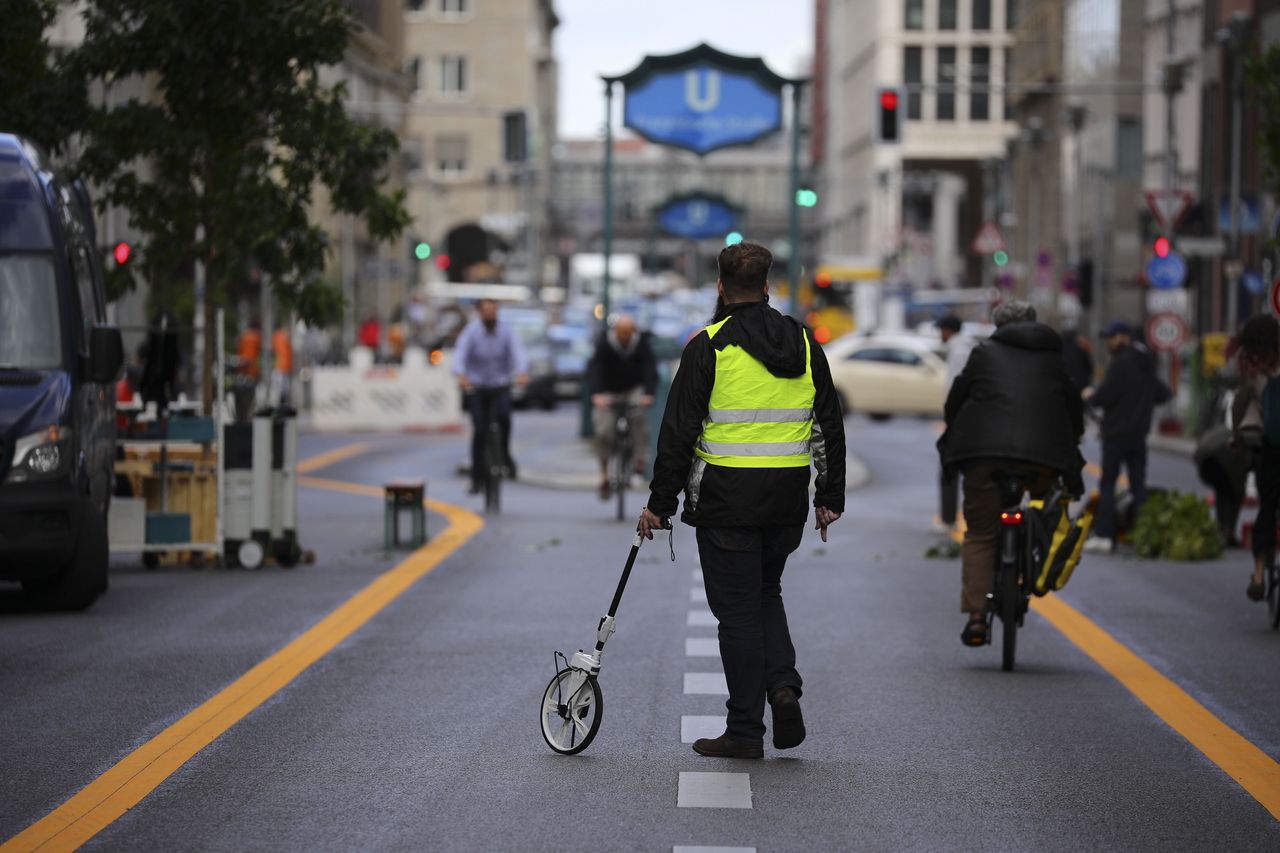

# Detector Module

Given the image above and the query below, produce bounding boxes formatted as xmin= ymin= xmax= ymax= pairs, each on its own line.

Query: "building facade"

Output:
xmin=401 ymin=0 xmax=559 ymax=287
xmin=816 ymin=0 xmax=1018 ymax=298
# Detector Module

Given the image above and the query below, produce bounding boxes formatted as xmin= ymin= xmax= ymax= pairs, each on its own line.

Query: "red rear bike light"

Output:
xmin=1000 ymin=511 xmax=1023 ymax=525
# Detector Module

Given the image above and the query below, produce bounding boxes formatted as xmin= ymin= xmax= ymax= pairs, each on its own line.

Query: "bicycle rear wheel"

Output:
xmin=615 ymin=431 xmax=629 ymax=522
xmin=998 ymin=528 xmax=1020 ymax=672
xmin=1267 ymin=556 xmax=1280 ymax=631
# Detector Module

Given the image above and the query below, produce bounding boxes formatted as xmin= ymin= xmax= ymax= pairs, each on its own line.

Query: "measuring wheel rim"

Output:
xmin=540 ymin=669 xmax=603 ymax=755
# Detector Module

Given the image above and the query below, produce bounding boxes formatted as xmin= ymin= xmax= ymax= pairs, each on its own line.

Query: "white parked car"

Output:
xmin=822 ymin=333 xmax=950 ymax=419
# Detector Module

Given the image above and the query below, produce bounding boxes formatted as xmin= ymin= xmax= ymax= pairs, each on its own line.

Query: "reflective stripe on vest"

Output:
xmin=694 ymin=316 xmax=815 ymax=469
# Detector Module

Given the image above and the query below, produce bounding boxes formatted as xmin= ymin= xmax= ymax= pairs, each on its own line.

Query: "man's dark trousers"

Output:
xmin=696 ymin=525 xmax=804 ymax=741
xmin=466 ymin=387 xmax=512 ymax=485
xmin=1095 ymin=435 xmax=1148 ymax=538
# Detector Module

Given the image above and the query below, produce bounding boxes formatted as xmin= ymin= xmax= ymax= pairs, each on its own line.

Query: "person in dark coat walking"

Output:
xmin=939 ymin=301 xmax=1085 ymax=647
xmin=1060 ymin=325 xmax=1095 ymax=391
xmin=587 ymin=314 xmax=659 ymax=498
xmin=1083 ymin=320 xmax=1171 ymax=552
xmin=639 ymin=242 xmax=846 ymax=759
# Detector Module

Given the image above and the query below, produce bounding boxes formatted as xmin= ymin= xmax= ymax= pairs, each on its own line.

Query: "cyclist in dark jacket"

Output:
xmin=938 ymin=301 xmax=1085 ymax=647
xmin=587 ymin=314 xmax=659 ymax=498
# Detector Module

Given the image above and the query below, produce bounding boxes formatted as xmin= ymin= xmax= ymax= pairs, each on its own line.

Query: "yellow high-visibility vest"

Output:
xmin=694 ymin=316 xmax=815 ymax=469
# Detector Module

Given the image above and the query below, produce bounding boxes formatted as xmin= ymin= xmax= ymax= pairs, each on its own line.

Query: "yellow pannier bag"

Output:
xmin=1030 ymin=493 xmax=1096 ymax=596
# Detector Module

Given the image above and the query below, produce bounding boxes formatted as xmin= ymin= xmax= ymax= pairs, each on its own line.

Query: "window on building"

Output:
xmin=405 ymin=0 xmax=427 ymax=11
xmin=435 ymin=134 xmax=467 ymax=175
xmin=904 ymin=46 xmax=923 ymax=120
xmin=939 ymin=0 xmax=957 ymax=29
xmin=1006 ymin=0 xmax=1018 ymax=29
xmin=971 ymin=47 xmax=990 ymax=121
xmin=437 ymin=56 xmax=467 ymax=96
xmin=439 ymin=0 xmax=468 ymax=16
xmin=1004 ymin=47 xmax=1014 ymax=119
xmin=973 ymin=0 xmax=991 ymax=30
xmin=937 ymin=47 xmax=956 ymax=121
xmin=406 ymin=57 xmax=422 ymax=93
xmin=905 ymin=0 xmax=924 ymax=29
xmin=1117 ymin=118 xmax=1143 ymax=178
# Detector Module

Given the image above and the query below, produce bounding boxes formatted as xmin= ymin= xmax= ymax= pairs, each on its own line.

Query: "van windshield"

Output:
xmin=0 ymin=254 xmax=63 ymax=370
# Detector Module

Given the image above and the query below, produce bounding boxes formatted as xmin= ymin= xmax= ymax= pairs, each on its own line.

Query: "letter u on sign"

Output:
xmin=685 ymin=70 xmax=720 ymax=113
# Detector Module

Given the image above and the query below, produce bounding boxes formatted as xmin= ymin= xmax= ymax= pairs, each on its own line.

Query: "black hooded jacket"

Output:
xmin=940 ymin=321 xmax=1085 ymax=482
xmin=647 ymin=301 xmax=846 ymax=528
xmin=1089 ymin=343 xmax=1171 ymax=440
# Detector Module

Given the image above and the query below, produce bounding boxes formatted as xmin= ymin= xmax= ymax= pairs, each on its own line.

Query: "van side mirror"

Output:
xmin=87 ymin=325 xmax=124 ymax=383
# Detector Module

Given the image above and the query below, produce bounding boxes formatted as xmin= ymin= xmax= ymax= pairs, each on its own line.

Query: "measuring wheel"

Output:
xmin=540 ymin=668 xmax=603 ymax=755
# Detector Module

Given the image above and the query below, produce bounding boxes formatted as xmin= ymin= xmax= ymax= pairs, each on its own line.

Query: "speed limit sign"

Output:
xmin=1147 ymin=312 xmax=1186 ymax=353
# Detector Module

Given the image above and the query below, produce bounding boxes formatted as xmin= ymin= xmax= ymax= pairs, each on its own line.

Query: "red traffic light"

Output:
xmin=815 ymin=271 xmax=833 ymax=289
xmin=434 ymin=253 xmax=451 ymax=271
xmin=1153 ymin=236 xmax=1170 ymax=259
xmin=879 ymin=90 xmax=899 ymax=111
xmin=112 ymin=242 xmax=132 ymax=266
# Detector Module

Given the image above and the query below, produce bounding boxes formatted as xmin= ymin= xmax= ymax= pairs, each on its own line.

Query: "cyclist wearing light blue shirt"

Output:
xmin=452 ymin=299 xmax=529 ymax=492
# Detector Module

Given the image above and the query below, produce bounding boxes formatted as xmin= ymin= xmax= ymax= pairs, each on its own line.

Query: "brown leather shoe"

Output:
xmin=692 ymin=731 xmax=764 ymax=759
xmin=769 ymin=687 xmax=805 ymax=750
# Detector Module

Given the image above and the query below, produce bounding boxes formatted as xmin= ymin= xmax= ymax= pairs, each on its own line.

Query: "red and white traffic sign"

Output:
xmin=970 ymin=221 xmax=1005 ymax=255
xmin=1143 ymin=189 xmax=1193 ymax=232
xmin=1269 ymin=276 xmax=1280 ymax=317
xmin=1147 ymin=312 xmax=1187 ymax=352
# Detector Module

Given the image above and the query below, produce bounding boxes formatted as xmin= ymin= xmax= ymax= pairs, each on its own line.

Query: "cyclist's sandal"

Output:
xmin=1247 ymin=578 xmax=1266 ymax=602
xmin=961 ymin=615 xmax=988 ymax=647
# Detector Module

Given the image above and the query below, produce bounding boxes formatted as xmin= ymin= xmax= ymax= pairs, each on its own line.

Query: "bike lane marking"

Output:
xmin=1034 ymin=594 xmax=1280 ymax=820
xmin=294 ymin=441 xmax=372 ymax=473
xmin=2 ymin=450 xmax=483 ymax=853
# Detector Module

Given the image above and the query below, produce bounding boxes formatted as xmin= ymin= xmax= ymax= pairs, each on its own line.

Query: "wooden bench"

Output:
xmin=384 ymin=480 xmax=427 ymax=550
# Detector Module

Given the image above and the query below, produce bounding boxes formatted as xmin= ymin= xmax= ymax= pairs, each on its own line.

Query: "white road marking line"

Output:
xmin=692 ymin=569 xmax=703 ymax=581
xmin=685 ymin=637 xmax=719 ymax=657
xmin=687 ymin=610 xmax=717 ymax=627
xmin=681 ymin=716 xmax=725 ymax=743
xmin=690 ymin=588 xmax=708 ymax=603
xmin=684 ymin=672 xmax=729 ymax=695
xmin=677 ymin=772 xmax=753 ymax=809
xmin=673 ymin=848 xmax=756 ymax=853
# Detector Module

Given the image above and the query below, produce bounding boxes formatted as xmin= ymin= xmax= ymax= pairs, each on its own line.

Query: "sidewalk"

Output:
xmin=517 ymin=432 xmax=872 ymax=494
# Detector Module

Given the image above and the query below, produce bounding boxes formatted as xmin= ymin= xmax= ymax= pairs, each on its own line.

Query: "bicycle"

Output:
xmin=472 ymin=387 xmax=507 ymax=515
xmin=1266 ymin=553 xmax=1280 ymax=631
xmin=988 ymin=470 xmax=1044 ymax=672
xmin=609 ymin=398 xmax=635 ymax=523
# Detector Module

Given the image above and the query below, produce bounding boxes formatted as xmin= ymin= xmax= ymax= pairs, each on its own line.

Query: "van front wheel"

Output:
xmin=23 ymin=503 xmax=109 ymax=611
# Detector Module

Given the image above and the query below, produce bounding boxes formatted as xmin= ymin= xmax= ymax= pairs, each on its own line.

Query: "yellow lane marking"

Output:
xmin=295 ymin=441 xmax=372 ymax=474
xmin=3 ymin=474 xmax=483 ymax=852
xmin=1034 ymin=595 xmax=1280 ymax=820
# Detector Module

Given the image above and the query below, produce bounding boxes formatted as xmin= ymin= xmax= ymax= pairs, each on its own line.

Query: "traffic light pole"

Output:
xmin=583 ymin=80 xmax=616 ymax=439
xmin=786 ymin=82 xmax=803 ymax=318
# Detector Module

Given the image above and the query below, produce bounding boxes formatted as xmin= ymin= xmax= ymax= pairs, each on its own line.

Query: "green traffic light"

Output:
xmin=414 ymin=242 xmax=432 ymax=261
xmin=795 ymin=189 xmax=818 ymax=207
xmin=993 ymin=250 xmax=1009 ymax=267
xmin=725 ymin=231 xmax=744 ymax=246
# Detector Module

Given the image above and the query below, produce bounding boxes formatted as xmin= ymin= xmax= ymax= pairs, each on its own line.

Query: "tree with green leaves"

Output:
xmin=0 ymin=0 xmax=86 ymax=154
xmin=68 ymin=0 xmax=410 ymax=410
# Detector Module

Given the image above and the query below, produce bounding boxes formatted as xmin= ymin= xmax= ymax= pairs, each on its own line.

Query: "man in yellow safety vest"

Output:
xmin=639 ymin=241 xmax=846 ymax=759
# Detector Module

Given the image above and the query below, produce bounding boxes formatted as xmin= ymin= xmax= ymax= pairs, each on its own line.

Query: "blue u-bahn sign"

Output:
xmin=656 ymin=193 xmax=739 ymax=239
xmin=608 ymin=43 xmax=791 ymax=155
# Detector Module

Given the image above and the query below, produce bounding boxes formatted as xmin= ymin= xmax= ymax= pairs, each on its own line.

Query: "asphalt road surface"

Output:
xmin=3 ymin=410 xmax=1279 ymax=852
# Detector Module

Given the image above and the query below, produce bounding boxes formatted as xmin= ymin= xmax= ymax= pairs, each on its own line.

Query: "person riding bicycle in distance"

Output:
xmin=937 ymin=301 xmax=1085 ymax=648
xmin=588 ymin=313 xmax=659 ymax=500
xmin=452 ymin=298 xmax=529 ymax=493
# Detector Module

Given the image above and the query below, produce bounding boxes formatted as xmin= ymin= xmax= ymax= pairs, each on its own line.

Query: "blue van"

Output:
xmin=0 ymin=134 xmax=123 ymax=610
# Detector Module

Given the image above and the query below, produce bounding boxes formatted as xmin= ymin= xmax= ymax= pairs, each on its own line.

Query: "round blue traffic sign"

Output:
xmin=1146 ymin=252 xmax=1187 ymax=290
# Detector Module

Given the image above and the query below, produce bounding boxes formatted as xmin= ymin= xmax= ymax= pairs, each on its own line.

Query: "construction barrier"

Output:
xmin=308 ymin=347 xmax=463 ymax=432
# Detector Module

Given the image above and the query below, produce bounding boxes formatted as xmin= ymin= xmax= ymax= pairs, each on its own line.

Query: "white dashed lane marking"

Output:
xmin=685 ymin=637 xmax=719 ymax=657
xmin=677 ymin=772 xmax=753 ymax=809
xmin=687 ymin=610 xmax=717 ymax=627
xmin=681 ymin=715 xmax=725 ymax=743
xmin=684 ymin=672 xmax=729 ymax=695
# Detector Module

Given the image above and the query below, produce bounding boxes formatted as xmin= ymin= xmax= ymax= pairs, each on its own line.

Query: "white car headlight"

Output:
xmin=6 ymin=426 xmax=72 ymax=483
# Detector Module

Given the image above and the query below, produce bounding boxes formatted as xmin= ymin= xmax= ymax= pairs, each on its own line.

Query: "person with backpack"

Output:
xmin=1231 ymin=315 xmax=1280 ymax=601
xmin=1082 ymin=320 xmax=1172 ymax=553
